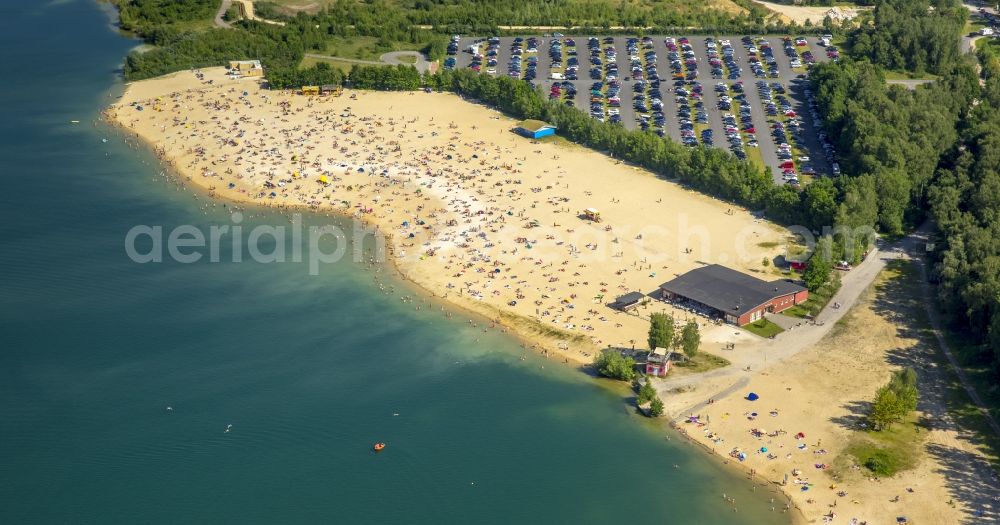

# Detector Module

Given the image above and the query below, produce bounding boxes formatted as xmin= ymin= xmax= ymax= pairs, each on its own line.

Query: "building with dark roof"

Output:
xmin=612 ymin=291 xmax=646 ymax=311
xmin=659 ymin=265 xmax=808 ymax=326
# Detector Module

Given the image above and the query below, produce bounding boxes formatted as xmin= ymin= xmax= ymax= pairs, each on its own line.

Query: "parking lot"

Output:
xmin=445 ymin=34 xmax=842 ymax=184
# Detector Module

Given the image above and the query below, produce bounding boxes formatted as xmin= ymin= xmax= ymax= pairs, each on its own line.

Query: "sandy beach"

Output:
xmin=105 ymin=67 xmax=787 ymax=365
xmin=675 ymin=262 xmax=1000 ymax=524
xmin=104 ymin=67 xmax=998 ymax=524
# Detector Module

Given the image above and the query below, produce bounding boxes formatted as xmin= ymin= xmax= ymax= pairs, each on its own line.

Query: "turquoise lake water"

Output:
xmin=0 ymin=2 xmax=787 ymax=523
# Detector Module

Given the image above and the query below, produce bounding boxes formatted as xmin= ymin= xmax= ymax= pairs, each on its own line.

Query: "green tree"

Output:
xmin=594 ymin=350 xmax=636 ymax=381
xmin=870 ymin=385 xmax=904 ymax=430
xmin=869 ymin=367 xmax=919 ymax=430
xmin=803 ymin=236 xmax=834 ymax=292
xmin=638 ymin=379 xmax=657 ymax=405
xmin=648 ymin=313 xmax=675 ymax=351
xmin=888 ymin=367 xmax=919 ymax=412
xmin=681 ymin=320 xmax=700 ymax=358
xmin=649 ymin=397 xmax=664 ymax=417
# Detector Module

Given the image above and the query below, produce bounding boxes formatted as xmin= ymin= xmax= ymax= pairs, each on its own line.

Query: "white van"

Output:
xmin=550 ymin=72 xmax=564 ymax=80
xmin=831 ymin=162 xmax=841 ymax=175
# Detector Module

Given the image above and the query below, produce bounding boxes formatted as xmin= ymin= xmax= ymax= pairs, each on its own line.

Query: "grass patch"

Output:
xmin=883 ymin=69 xmax=940 ymax=81
xmin=299 ymin=55 xmax=362 ymax=73
xmin=782 ymin=273 xmax=841 ymax=319
xmin=673 ymin=352 xmax=731 ymax=373
xmin=757 ymin=241 xmax=780 ymax=249
xmin=318 ymin=35 xmax=379 ymax=60
xmin=744 ymin=145 xmax=765 ymax=171
xmin=743 ymin=318 xmax=784 ymax=338
xmin=843 ymin=413 xmax=923 ymax=477
xmin=318 ymin=35 xmax=425 ymax=61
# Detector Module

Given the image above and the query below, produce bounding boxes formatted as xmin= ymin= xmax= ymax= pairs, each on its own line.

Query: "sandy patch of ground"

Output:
xmin=711 ymin=0 xmax=750 ymax=16
xmin=753 ymin=1 xmax=864 ymax=25
xmin=675 ymin=261 xmax=1000 ymax=524
xmin=104 ymin=67 xmax=787 ymax=365
xmin=236 ymin=1 xmax=285 ymax=25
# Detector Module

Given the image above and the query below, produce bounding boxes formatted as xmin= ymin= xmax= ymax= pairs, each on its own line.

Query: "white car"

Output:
xmin=798 ymin=156 xmax=810 ymax=162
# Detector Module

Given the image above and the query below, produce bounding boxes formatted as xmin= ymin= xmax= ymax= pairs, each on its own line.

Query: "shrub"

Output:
xmin=594 ymin=350 xmax=636 ymax=381
xmin=863 ymin=450 xmax=898 ymax=476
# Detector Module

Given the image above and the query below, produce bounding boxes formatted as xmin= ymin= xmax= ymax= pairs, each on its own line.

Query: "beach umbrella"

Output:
xmin=760 ymin=447 xmax=768 ymax=453
xmin=746 ymin=392 xmax=760 ymax=401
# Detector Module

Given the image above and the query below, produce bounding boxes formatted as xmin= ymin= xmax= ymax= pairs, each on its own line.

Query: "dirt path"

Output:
xmin=658 ymin=225 xmax=923 ymax=407
xmin=910 ymin=228 xmax=1000 ymax=438
xmin=235 ymin=0 xmax=285 ymax=25
xmin=379 ymin=51 xmax=431 ymax=73
xmin=214 ymin=0 xmax=233 ymax=28
xmin=887 ymin=79 xmax=935 ymax=89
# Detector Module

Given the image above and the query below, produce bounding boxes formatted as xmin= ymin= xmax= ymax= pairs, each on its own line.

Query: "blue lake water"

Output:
xmin=0 ymin=2 xmax=786 ymax=523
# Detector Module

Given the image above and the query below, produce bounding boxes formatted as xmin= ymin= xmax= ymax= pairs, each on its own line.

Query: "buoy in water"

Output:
xmin=373 ymin=442 xmax=386 ymax=452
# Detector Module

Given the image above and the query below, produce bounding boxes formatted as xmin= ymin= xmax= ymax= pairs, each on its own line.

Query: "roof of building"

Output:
xmin=613 ymin=291 xmax=646 ymax=308
xmin=230 ymin=59 xmax=262 ymax=68
xmin=659 ymin=264 xmax=805 ymax=317
xmin=515 ymin=119 xmax=556 ymax=133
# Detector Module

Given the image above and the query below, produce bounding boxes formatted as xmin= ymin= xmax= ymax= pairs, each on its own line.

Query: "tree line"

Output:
xmin=924 ymin=44 xmax=1000 ymax=373
xmin=848 ymin=0 xmax=967 ymax=75
xmin=118 ymin=0 xmax=832 ymax=82
xmin=260 ymin=0 xmax=801 ymax=36
xmin=114 ymin=0 xmax=220 ymax=34
xmin=811 ymin=0 xmax=1000 ymax=373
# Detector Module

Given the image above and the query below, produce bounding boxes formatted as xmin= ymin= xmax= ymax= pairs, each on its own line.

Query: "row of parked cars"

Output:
xmin=443 ymin=34 xmax=461 ymax=69
xmin=721 ymin=82 xmax=756 ymax=159
xmin=741 ymin=36 xmax=781 ymax=78
xmin=801 ymin=78 xmax=840 ymax=176
xmin=549 ymin=81 xmax=577 ymax=106
xmin=706 ymin=37 xmax=741 ymax=80
xmin=675 ymin=53 xmax=707 ymax=146
xmin=629 ymin=37 xmax=667 ymax=132
xmin=665 ymin=36 xmax=699 ymax=81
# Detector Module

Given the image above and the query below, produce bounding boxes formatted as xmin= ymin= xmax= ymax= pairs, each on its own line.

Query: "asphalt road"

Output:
xmin=448 ymin=34 xmax=837 ymax=182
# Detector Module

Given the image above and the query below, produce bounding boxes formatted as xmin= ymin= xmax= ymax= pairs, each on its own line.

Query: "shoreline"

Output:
xmin=102 ymin=67 xmax=788 ymax=367
xmin=101 ymin=105 xmax=595 ymax=369
xmin=98 ymin=68 xmax=806 ymax=523
xmin=107 ymin=106 xmax=809 ymax=521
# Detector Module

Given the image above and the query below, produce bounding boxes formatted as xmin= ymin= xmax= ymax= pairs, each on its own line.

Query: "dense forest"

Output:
xmin=848 ymin=0 xmax=966 ymax=75
xmin=813 ymin=0 xmax=1000 ymax=371
xmin=114 ymin=0 xmax=219 ymax=33
xmin=809 ymin=57 xmax=978 ymax=235
xmin=924 ymin=45 xmax=1000 ymax=371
